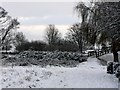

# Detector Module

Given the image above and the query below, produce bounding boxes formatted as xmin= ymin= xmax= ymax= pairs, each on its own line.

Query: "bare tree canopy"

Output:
xmin=45 ymin=24 xmax=61 ymax=45
xmin=0 ymin=6 xmax=19 ymax=49
xmin=67 ymin=23 xmax=83 ymax=52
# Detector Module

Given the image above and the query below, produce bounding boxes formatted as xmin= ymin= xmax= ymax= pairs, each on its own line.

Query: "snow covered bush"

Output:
xmin=3 ymin=51 xmax=87 ymax=67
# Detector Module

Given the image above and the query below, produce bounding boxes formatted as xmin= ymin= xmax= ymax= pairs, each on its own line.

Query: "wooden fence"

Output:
xmin=88 ymin=49 xmax=111 ymax=57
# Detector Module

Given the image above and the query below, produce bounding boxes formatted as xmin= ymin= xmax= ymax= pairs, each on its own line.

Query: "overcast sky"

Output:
xmin=1 ymin=2 xmax=81 ymax=41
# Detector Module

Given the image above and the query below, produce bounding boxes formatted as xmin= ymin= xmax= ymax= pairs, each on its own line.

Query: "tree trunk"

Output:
xmin=113 ymin=50 xmax=118 ymax=62
xmin=112 ymin=42 xmax=119 ymax=62
xmin=78 ymin=40 xmax=82 ymax=53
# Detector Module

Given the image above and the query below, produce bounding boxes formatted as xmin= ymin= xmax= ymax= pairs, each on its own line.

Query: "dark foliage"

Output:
xmin=16 ymin=41 xmax=47 ymax=52
xmin=57 ymin=39 xmax=79 ymax=52
xmin=16 ymin=39 xmax=79 ymax=52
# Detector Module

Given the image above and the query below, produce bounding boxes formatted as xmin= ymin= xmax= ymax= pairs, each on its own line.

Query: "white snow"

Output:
xmin=99 ymin=52 xmax=120 ymax=62
xmin=0 ymin=57 xmax=119 ymax=88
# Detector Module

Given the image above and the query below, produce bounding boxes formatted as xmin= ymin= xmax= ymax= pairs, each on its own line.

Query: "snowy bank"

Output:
xmin=98 ymin=52 xmax=120 ymax=65
xmin=0 ymin=58 xmax=118 ymax=89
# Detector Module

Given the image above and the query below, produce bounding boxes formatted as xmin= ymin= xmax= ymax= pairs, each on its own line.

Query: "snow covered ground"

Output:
xmin=0 ymin=57 xmax=119 ymax=89
xmin=99 ymin=52 xmax=120 ymax=62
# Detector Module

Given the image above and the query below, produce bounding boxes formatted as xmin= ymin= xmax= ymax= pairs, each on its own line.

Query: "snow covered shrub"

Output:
xmin=3 ymin=51 xmax=87 ymax=67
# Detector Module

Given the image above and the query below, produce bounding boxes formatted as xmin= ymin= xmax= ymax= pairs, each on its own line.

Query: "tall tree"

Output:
xmin=0 ymin=6 xmax=19 ymax=50
xmin=79 ymin=1 xmax=120 ymax=61
xmin=74 ymin=2 xmax=92 ymax=52
xmin=90 ymin=2 xmax=120 ymax=62
xmin=75 ymin=1 xmax=120 ymax=62
xmin=75 ymin=1 xmax=105 ymax=47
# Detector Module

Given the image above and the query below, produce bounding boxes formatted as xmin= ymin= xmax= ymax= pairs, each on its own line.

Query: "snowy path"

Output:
xmin=0 ymin=57 xmax=119 ymax=88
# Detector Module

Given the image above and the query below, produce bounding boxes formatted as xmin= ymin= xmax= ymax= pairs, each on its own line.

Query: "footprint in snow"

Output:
xmin=90 ymin=67 xmax=96 ymax=69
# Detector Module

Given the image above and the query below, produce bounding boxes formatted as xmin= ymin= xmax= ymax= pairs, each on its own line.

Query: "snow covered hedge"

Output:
xmin=3 ymin=51 xmax=87 ymax=67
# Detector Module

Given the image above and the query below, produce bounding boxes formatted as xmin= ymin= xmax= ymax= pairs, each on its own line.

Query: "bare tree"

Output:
xmin=0 ymin=7 xmax=19 ymax=50
xmin=45 ymin=24 xmax=61 ymax=46
xmin=71 ymin=2 xmax=92 ymax=53
xmin=67 ymin=23 xmax=83 ymax=52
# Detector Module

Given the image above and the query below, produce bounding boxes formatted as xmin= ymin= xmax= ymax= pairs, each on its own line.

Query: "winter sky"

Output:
xmin=0 ymin=0 xmax=90 ymax=41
